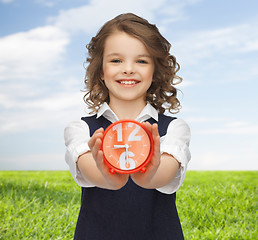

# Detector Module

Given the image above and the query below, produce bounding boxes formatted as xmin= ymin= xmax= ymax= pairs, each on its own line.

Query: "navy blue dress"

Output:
xmin=74 ymin=115 xmax=184 ymax=240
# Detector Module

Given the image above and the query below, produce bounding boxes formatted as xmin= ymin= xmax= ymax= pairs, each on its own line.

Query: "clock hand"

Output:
xmin=125 ymin=144 xmax=129 ymax=164
xmin=113 ymin=144 xmax=127 ymax=149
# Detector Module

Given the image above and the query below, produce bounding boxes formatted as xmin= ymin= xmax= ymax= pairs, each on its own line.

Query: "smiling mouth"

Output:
xmin=116 ymin=79 xmax=140 ymax=85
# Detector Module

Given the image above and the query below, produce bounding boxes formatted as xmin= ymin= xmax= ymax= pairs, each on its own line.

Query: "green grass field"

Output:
xmin=0 ymin=171 xmax=257 ymax=239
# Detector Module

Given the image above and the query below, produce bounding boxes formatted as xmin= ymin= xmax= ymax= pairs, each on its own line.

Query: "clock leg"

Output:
xmin=109 ymin=168 xmax=115 ymax=174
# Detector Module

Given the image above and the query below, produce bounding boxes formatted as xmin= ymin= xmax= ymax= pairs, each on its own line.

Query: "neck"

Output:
xmin=109 ymin=99 xmax=146 ymax=120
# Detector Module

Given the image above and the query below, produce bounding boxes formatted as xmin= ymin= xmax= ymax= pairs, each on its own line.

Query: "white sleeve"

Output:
xmin=157 ymin=118 xmax=191 ymax=194
xmin=64 ymin=120 xmax=95 ymax=187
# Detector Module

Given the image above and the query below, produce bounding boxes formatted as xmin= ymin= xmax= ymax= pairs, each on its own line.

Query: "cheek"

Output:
xmin=102 ymin=65 xmax=115 ymax=80
xmin=145 ymin=67 xmax=154 ymax=83
xmin=146 ymin=64 xmax=154 ymax=77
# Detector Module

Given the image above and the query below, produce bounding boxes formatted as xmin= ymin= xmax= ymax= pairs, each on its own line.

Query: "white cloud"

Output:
xmin=48 ymin=0 xmax=165 ymax=34
xmin=178 ymin=80 xmax=197 ymax=88
xmin=0 ymin=91 xmax=81 ymax=110
xmin=0 ymin=153 xmax=68 ymax=170
xmin=186 ymin=117 xmax=227 ymax=123
xmin=189 ymin=150 xmax=258 ymax=170
xmin=158 ymin=0 xmax=203 ymax=26
xmin=0 ymin=25 xmax=69 ymax=79
xmin=173 ymin=21 xmax=258 ymax=66
xmin=48 ymin=0 xmax=200 ymax=35
xmin=0 ymin=0 xmax=14 ymax=3
xmin=0 ymin=91 xmax=85 ymax=134
xmin=21 ymin=92 xmax=83 ymax=111
xmin=194 ymin=121 xmax=258 ymax=135
xmin=35 ymin=0 xmax=56 ymax=7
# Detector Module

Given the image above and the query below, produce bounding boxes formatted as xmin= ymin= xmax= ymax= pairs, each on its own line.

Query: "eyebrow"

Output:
xmin=106 ymin=53 xmax=152 ymax=58
xmin=138 ymin=54 xmax=152 ymax=58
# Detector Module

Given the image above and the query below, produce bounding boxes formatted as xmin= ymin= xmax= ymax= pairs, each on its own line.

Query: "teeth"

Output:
xmin=119 ymin=81 xmax=137 ymax=85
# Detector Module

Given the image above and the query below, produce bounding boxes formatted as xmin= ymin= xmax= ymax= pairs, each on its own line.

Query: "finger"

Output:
xmin=154 ymin=135 xmax=160 ymax=155
xmin=142 ymin=121 xmax=152 ymax=132
xmin=88 ymin=136 xmax=94 ymax=150
xmin=95 ymin=137 xmax=102 ymax=152
xmin=88 ymin=128 xmax=104 ymax=149
xmin=98 ymin=151 xmax=113 ymax=175
xmin=148 ymin=135 xmax=160 ymax=169
xmin=95 ymin=149 xmax=104 ymax=169
xmin=96 ymin=127 xmax=104 ymax=134
xmin=91 ymin=137 xmax=102 ymax=160
xmin=152 ymin=123 xmax=159 ymax=138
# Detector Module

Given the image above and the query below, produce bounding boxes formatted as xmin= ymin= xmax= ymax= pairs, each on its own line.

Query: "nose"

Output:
xmin=123 ymin=62 xmax=135 ymax=75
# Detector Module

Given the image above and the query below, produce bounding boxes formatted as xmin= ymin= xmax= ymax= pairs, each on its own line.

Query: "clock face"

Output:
xmin=102 ymin=120 xmax=154 ymax=174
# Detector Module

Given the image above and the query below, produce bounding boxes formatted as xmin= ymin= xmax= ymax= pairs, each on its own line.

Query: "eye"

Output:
xmin=137 ymin=59 xmax=148 ymax=64
xmin=111 ymin=59 xmax=121 ymax=63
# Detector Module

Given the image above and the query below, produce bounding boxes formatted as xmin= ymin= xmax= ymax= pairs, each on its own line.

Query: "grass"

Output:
xmin=177 ymin=171 xmax=257 ymax=239
xmin=0 ymin=171 xmax=80 ymax=240
xmin=0 ymin=171 xmax=257 ymax=239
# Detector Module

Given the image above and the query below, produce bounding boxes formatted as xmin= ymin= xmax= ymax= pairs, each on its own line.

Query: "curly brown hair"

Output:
xmin=84 ymin=13 xmax=182 ymax=114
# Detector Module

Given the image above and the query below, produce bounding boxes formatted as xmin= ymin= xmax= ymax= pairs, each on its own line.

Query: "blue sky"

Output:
xmin=0 ymin=0 xmax=257 ymax=170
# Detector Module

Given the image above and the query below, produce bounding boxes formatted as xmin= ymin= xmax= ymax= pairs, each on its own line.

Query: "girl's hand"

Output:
xmin=130 ymin=122 xmax=161 ymax=188
xmin=87 ymin=128 xmax=129 ymax=190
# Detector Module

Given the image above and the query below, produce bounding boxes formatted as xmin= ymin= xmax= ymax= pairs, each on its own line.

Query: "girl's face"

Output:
xmin=102 ymin=31 xmax=154 ymax=107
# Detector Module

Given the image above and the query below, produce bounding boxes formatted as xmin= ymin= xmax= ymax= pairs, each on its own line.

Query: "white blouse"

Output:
xmin=64 ymin=103 xmax=191 ymax=194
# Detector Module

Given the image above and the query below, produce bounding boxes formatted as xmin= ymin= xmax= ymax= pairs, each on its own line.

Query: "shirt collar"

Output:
xmin=136 ymin=103 xmax=158 ymax=122
xmin=97 ymin=102 xmax=119 ymax=123
xmin=96 ymin=102 xmax=158 ymax=123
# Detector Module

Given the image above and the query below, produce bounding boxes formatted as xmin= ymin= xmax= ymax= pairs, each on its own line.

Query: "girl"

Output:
xmin=65 ymin=13 xmax=191 ymax=240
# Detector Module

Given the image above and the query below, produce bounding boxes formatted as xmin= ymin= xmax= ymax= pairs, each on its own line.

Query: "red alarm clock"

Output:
xmin=102 ymin=119 xmax=154 ymax=174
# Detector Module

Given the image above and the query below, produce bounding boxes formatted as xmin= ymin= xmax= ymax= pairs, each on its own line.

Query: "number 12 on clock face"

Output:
xmin=102 ymin=120 xmax=154 ymax=174
xmin=113 ymin=122 xmax=142 ymax=142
